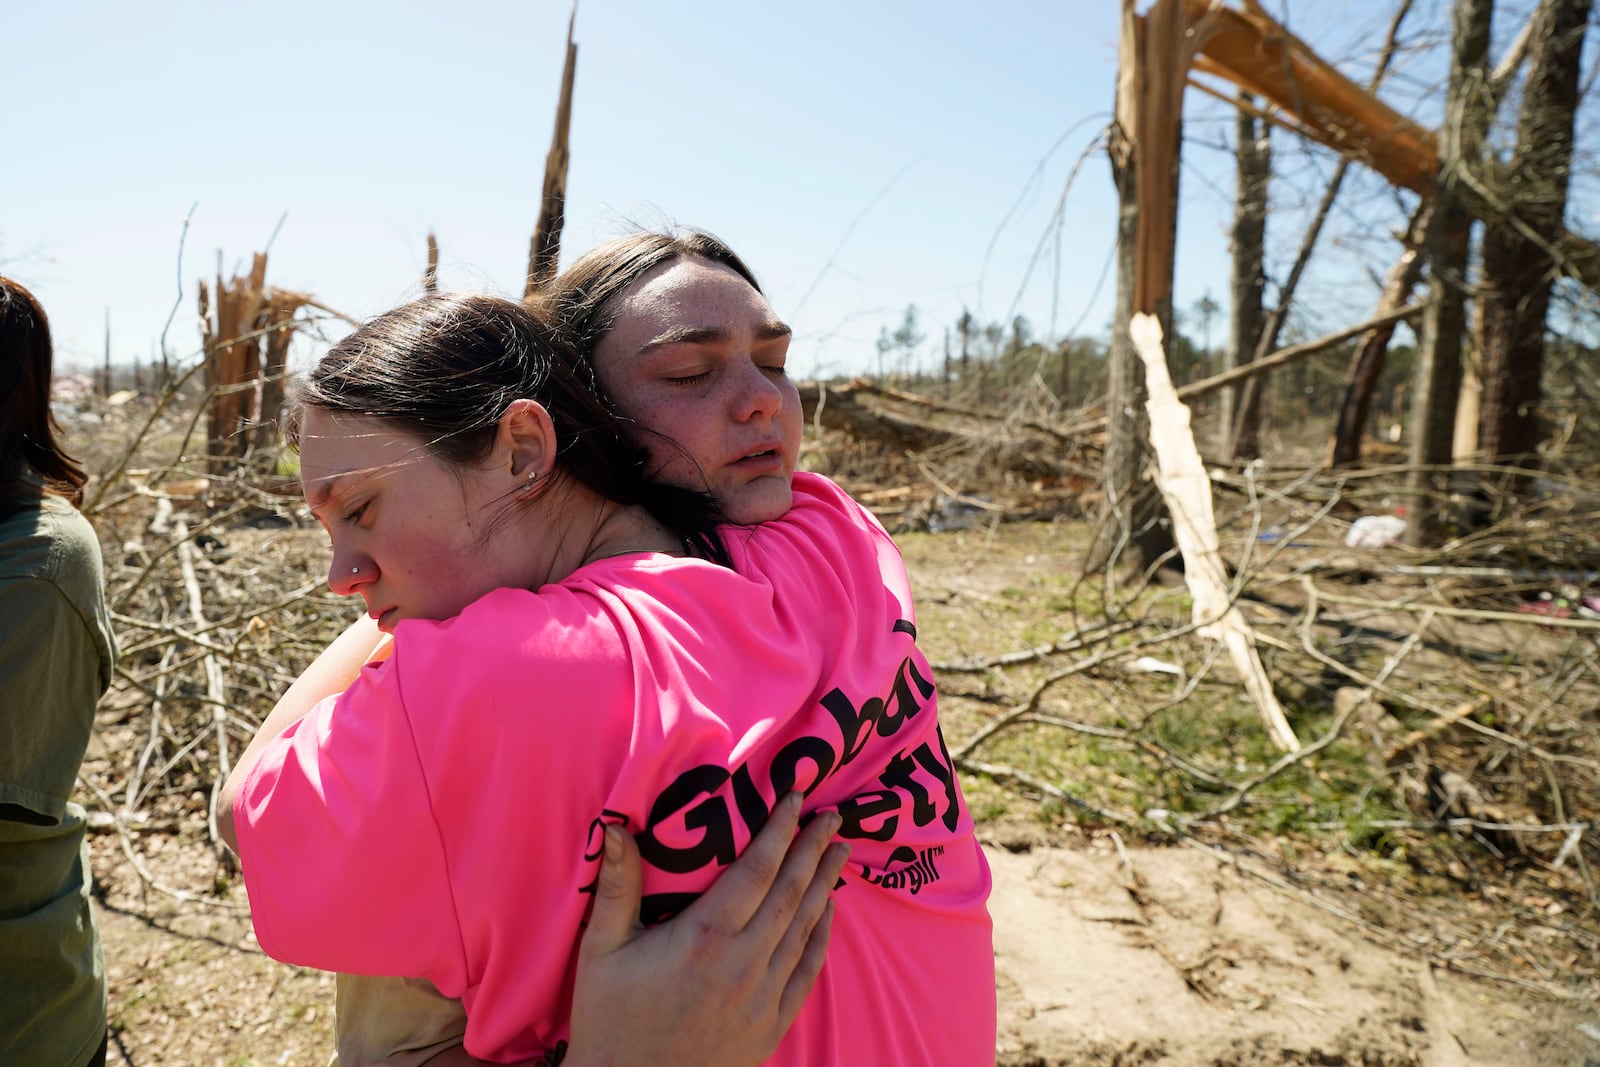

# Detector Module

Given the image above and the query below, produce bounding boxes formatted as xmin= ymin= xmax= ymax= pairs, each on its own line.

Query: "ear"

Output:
xmin=495 ymin=399 xmax=558 ymax=485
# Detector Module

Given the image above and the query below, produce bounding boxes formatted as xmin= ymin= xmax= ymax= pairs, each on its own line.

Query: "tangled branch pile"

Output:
xmin=66 ymin=372 xmax=1600 ymax=1006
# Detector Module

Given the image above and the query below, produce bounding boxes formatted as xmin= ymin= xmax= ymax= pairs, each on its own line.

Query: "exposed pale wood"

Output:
xmin=1130 ymin=312 xmax=1299 ymax=750
xmin=201 ymin=254 xmax=265 ymax=469
xmin=1128 ymin=0 xmax=1202 ymax=317
xmin=423 ymin=231 xmax=439 ymax=294
xmin=199 ymin=252 xmax=310 ymax=469
xmin=1091 ymin=0 xmax=1196 ymax=573
xmin=253 ymin=291 xmax=308 ymax=454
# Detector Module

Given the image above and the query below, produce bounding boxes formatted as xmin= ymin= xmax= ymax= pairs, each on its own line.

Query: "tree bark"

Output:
xmin=1086 ymin=107 xmax=1158 ymax=572
xmin=1405 ymin=0 xmax=1493 ymax=546
xmin=1476 ymin=0 xmax=1591 ymax=474
xmin=1223 ymin=93 xmax=1269 ymax=452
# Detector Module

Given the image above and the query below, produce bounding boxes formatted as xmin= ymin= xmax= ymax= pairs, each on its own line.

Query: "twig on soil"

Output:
xmin=932 ymin=619 xmax=1142 ymax=674
xmin=172 ymin=522 xmax=233 ymax=860
xmin=1189 ymin=603 xmax=1436 ymax=823
xmin=1310 ymin=583 xmax=1600 ymax=631
xmin=1383 ymin=695 xmax=1495 ymax=762
xmin=77 ymin=773 xmax=246 ymax=912
xmin=122 ymin=646 xmax=174 ymax=820
xmin=1109 ymin=830 xmax=1143 ymax=894
xmin=955 ymin=756 xmax=1134 ymax=824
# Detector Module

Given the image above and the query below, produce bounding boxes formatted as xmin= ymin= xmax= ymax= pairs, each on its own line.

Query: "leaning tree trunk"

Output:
xmin=1476 ymin=0 xmax=1590 ymax=476
xmin=1329 ymin=202 xmax=1430 ymax=467
xmin=1222 ymin=93 xmax=1269 ymax=453
xmin=1405 ymin=0 xmax=1494 ymax=546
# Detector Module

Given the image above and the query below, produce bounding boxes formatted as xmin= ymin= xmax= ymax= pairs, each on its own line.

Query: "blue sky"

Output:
xmin=5 ymin=2 xmax=1463 ymax=380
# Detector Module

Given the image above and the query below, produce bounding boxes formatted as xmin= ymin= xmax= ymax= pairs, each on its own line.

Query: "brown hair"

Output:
xmin=285 ymin=293 xmax=729 ymax=566
xmin=534 ymin=230 xmax=763 ymax=361
xmin=0 ymin=277 xmax=88 ymax=513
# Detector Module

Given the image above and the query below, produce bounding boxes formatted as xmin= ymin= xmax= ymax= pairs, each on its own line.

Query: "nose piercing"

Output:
xmin=351 ymin=566 xmax=359 ymax=574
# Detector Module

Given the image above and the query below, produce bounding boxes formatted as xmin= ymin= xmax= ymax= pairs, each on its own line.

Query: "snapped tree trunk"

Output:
xmin=1406 ymin=0 xmax=1493 ymax=545
xmin=1476 ymin=0 xmax=1591 ymax=475
xmin=1087 ymin=0 xmax=1184 ymax=575
xmin=202 ymin=254 xmax=269 ymax=473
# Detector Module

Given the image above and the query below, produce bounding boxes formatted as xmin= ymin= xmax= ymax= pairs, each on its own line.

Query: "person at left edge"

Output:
xmin=0 ymin=276 xmax=116 ymax=1067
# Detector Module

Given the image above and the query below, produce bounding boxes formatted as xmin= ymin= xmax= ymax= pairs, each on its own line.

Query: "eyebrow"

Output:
xmin=304 ymin=470 xmax=367 ymax=512
xmin=636 ymin=319 xmax=793 ymax=356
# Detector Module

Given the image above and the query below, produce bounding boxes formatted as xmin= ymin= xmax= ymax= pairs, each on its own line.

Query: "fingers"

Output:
xmin=689 ymin=792 xmax=803 ymax=930
xmin=749 ymin=806 xmax=843 ymax=939
xmin=579 ymin=825 xmax=645 ymax=959
xmin=766 ymin=832 xmax=848 ymax=976
xmin=778 ymin=895 xmax=836 ymax=1029
xmin=772 ymin=834 xmax=849 ymax=1029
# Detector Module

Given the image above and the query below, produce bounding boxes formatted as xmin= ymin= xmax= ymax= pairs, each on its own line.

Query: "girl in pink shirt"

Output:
xmin=222 ymin=236 xmax=995 ymax=1065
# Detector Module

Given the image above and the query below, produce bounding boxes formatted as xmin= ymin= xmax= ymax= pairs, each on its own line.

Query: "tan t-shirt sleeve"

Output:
xmin=332 ymin=973 xmax=467 ymax=1067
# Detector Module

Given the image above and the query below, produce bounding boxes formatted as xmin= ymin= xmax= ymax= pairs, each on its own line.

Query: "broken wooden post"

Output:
xmin=424 ymin=231 xmax=440 ymax=294
xmin=526 ymin=4 xmax=578 ymax=297
xmin=199 ymin=253 xmax=308 ymax=473
xmin=1088 ymin=0 xmax=1197 ymax=573
xmin=201 ymin=254 xmax=268 ymax=472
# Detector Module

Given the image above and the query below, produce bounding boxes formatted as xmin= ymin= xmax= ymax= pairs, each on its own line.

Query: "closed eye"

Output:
xmin=343 ymin=501 xmax=371 ymax=526
xmin=667 ymin=371 xmax=713 ymax=385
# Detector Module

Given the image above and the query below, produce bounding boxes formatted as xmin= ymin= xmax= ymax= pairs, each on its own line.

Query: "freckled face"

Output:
xmin=591 ymin=257 xmax=803 ymax=525
xmin=298 ymin=410 xmax=534 ymax=630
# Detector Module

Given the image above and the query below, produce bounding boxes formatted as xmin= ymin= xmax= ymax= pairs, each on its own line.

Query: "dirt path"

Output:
xmin=985 ymin=840 xmax=1598 ymax=1066
xmin=92 ymin=828 xmax=1600 ymax=1066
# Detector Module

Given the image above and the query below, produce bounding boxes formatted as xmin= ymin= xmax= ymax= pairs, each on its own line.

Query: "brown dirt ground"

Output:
xmin=87 ymin=511 xmax=1600 ymax=1067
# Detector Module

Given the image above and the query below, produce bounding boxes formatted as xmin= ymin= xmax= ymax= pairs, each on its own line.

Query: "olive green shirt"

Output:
xmin=0 ymin=493 xmax=115 ymax=1067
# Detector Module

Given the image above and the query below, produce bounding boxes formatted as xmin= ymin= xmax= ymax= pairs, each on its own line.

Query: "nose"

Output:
xmin=729 ymin=359 xmax=783 ymax=424
xmin=327 ymin=546 xmax=373 ymax=598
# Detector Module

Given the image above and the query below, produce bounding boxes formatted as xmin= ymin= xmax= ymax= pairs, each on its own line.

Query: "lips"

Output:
xmin=733 ymin=442 xmax=784 ymax=470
